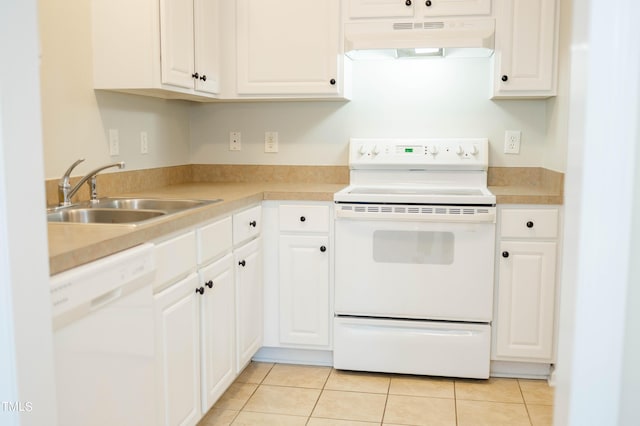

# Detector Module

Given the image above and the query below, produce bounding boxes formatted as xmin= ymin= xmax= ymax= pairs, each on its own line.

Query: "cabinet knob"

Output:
xmin=249 ymin=220 xmax=257 ymax=227
xmin=526 ymin=221 xmax=534 ymax=228
xmin=320 ymin=245 xmax=327 ymax=253
xmin=238 ymin=260 xmax=246 ymax=267
xmin=330 ymin=78 xmax=336 ymax=85
xmin=200 ymin=74 xmax=207 ymax=81
xmin=195 ymin=287 xmax=205 ymax=295
xmin=425 ymin=0 xmax=432 ymax=6
xmin=502 ymin=251 xmax=510 ymax=258
xmin=501 ymin=75 xmax=509 ymax=82
xmin=205 ymin=280 xmax=213 ymax=289
xmin=300 ymin=216 xmax=306 ymax=222
xmin=192 ymin=72 xmax=199 ymax=79
xmin=405 ymin=0 xmax=412 ymax=6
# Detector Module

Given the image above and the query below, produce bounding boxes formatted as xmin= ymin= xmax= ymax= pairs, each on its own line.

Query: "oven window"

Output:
xmin=372 ymin=231 xmax=454 ymax=264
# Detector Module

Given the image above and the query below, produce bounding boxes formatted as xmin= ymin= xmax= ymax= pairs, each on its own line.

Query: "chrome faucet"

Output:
xmin=58 ymin=159 xmax=125 ymax=206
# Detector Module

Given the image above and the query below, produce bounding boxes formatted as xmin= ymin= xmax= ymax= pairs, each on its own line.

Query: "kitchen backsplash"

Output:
xmin=44 ymin=165 xmax=563 ymax=207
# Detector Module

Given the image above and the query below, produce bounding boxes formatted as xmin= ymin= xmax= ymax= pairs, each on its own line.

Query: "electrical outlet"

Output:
xmin=504 ymin=130 xmax=521 ymax=154
xmin=108 ymin=129 xmax=119 ymax=156
xmin=140 ymin=131 xmax=149 ymax=154
xmin=229 ymin=131 xmax=241 ymax=151
xmin=264 ymin=131 xmax=278 ymax=153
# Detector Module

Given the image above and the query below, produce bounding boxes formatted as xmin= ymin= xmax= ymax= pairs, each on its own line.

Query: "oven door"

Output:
xmin=334 ymin=208 xmax=496 ymax=322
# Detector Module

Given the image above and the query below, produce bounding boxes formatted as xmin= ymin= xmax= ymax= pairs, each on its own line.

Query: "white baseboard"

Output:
xmin=253 ymin=348 xmax=554 ymax=383
xmin=252 ymin=347 xmax=333 ymax=367
xmin=490 ymin=360 xmax=553 ymax=380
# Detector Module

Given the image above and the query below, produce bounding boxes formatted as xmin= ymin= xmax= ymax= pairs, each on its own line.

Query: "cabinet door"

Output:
xmin=160 ymin=0 xmax=196 ymax=89
xmin=347 ymin=0 xmax=415 ymax=18
xmin=279 ymin=235 xmax=330 ymax=347
xmin=234 ymin=237 xmax=263 ymax=371
xmin=194 ymin=0 xmax=220 ymax=94
xmin=492 ymin=0 xmax=558 ymax=97
xmin=154 ymin=273 xmax=201 ymax=426
xmin=199 ymin=254 xmax=235 ymax=414
xmin=420 ymin=0 xmax=491 ymax=16
xmin=495 ymin=241 xmax=556 ymax=361
xmin=236 ymin=0 xmax=341 ymax=95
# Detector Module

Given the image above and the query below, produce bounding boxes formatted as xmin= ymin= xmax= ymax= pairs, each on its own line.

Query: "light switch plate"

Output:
xmin=109 ymin=129 xmax=119 ymax=156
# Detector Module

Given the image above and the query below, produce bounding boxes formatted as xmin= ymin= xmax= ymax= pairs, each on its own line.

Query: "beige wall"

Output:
xmin=38 ymin=0 xmax=191 ymax=180
xmin=190 ymin=59 xmax=558 ymax=168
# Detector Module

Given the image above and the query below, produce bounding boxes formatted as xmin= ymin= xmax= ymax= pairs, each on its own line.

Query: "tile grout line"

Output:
xmin=233 ymin=361 xmax=276 ymax=422
xmin=517 ymin=378 xmax=534 ymax=426
xmin=453 ymin=379 xmax=459 ymax=426
xmin=304 ymin=366 xmax=334 ymax=425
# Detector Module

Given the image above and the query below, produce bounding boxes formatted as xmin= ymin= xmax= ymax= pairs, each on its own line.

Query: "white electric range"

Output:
xmin=333 ymin=138 xmax=496 ymax=379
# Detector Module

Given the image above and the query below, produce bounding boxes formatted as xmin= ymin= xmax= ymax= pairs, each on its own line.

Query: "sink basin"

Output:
xmin=47 ymin=208 xmax=165 ymax=224
xmin=95 ymin=198 xmax=212 ymax=212
xmin=47 ymin=197 xmax=222 ymax=225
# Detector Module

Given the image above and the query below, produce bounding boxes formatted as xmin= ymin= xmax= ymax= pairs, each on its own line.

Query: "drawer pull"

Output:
xmin=502 ymin=251 xmax=509 ymax=258
xmin=238 ymin=260 xmax=246 ymax=267
xmin=526 ymin=221 xmax=534 ymax=228
xmin=249 ymin=220 xmax=257 ymax=228
xmin=320 ymin=245 xmax=327 ymax=253
xmin=300 ymin=216 xmax=306 ymax=222
xmin=205 ymin=280 xmax=213 ymax=289
xmin=195 ymin=287 xmax=205 ymax=295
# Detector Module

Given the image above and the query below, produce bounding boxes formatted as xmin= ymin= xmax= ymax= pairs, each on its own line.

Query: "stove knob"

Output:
xmin=428 ymin=145 xmax=439 ymax=155
xmin=358 ymin=145 xmax=369 ymax=156
xmin=455 ymin=145 xmax=464 ymax=156
xmin=469 ymin=145 xmax=479 ymax=156
xmin=372 ymin=145 xmax=381 ymax=156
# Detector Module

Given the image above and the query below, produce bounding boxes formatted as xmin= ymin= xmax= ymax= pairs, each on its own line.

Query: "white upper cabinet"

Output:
xmin=194 ymin=0 xmax=221 ymax=94
xmin=233 ymin=0 xmax=349 ymax=99
xmin=346 ymin=0 xmax=491 ymax=19
xmin=492 ymin=0 xmax=558 ymax=98
xmin=92 ymin=0 xmax=220 ymax=101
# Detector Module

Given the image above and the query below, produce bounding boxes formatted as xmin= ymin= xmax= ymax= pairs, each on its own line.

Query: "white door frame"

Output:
xmin=0 ymin=1 xmax=58 ymax=425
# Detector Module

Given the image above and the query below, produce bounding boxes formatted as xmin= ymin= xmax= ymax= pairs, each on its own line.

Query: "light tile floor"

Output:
xmin=198 ymin=362 xmax=554 ymax=426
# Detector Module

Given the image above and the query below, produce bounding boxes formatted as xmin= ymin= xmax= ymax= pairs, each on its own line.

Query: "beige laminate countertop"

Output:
xmin=48 ymin=181 xmax=561 ymax=275
xmin=48 ymin=182 xmax=345 ymax=275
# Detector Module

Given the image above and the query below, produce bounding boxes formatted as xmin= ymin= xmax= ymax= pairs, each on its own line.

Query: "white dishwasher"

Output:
xmin=51 ymin=243 xmax=156 ymax=426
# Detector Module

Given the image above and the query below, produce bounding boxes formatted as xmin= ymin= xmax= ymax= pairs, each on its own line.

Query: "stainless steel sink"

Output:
xmin=47 ymin=208 xmax=166 ymax=224
xmin=94 ymin=198 xmax=211 ymax=212
xmin=47 ymin=197 xmax=222 ymax=225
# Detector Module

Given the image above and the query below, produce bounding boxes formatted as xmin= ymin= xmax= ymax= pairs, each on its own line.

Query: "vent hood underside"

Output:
xmin=344 ymin=18 xmax=495 ymax=59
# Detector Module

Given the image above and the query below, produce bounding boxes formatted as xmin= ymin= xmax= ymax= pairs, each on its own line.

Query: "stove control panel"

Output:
xmin=349 ymin=138 xmax=488 ymax=170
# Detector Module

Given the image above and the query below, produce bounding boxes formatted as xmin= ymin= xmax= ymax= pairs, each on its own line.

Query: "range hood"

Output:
xmin=344 ymin=18 xmax=495 ymax=59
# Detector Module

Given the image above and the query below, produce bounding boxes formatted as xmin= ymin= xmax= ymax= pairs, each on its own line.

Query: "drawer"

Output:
xmin=233 ymin=205 xmax=262 ymax=245
xmin=153 ymin=231 xmax=197 ymax=293
xmin=279 ymin=204 xmax=330 ymax=233
xmin=196 ymin=216 xmax=232 ymax=266
xmin=500 ymin=208 xmax=559 ymax=239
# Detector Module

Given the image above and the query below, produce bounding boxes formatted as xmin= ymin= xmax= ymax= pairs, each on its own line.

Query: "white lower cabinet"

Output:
xmin=493 ymin=206 xmax=561 ymax=363
xmin=495 ymin=241 xmax=556 ymax=360
xmin=279 ymin=234 xmax=330 ymax=346
xmin=153 ymin=208 xmax=263 ymax=426
xmin=262 ymin=201 xmax=332 ymax=352
xmin=198 ymin=253 xmax=235 ymax=415
xmin=154 ymin=272 xmax=201 ymax=426
xmin=234 ymin=237 xmax=263 ymax=371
